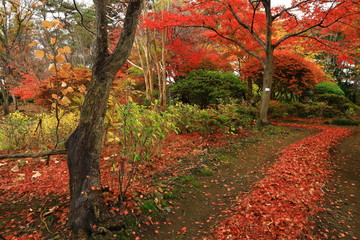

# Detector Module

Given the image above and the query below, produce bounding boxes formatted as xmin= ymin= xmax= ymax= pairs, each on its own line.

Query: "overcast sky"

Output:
xmin=272 ymin=0 xmax=292 ymax=7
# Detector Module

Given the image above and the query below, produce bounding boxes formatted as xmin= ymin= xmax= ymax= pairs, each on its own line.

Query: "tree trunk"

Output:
xmin=258 ymin=0 xmax=274 ymax=126
xmin=66 ymin=71 xmax=114 ymax=238
xmin=258 ymin=50 xmax=274 ymax=126
xmin=11 ymin=93 xmax=18 ymax=110
xmin=0 ymin=81 xmax=10 ymax=116
xmin=65 ymin=0 xmax=143 ymax=237
xmin=247 ymin=78 xmax=253 ymax=100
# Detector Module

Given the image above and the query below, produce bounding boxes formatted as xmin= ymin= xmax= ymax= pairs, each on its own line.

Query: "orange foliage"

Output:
xmin=242 ymin=50 xmax=329 ymax=97
xmin=35 ymin=68 xmax=91 ymax=107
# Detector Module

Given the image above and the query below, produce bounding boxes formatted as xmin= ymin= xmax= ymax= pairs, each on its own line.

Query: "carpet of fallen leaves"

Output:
xmin=213 ymin=124 xmax=352 ymax=240
xmin=0 ymin=130 xmax=243 ymax=239
xmin=0 ymin=124 xmax=354 ymax=240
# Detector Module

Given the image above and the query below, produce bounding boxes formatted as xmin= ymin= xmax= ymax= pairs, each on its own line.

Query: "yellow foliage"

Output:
xmin=63 ymin=46 xmax=72 ymax=53
xmin=47 ymin=54 xmax=54 ymax=60
xmin=34 ymin=50 xmax=45 ymax=59
xmin=50 ymin=38 xmax=57 ymax=45
xmin=55 ymin=54 xmax=66 ymax=63
xmin=28 ymin=41 xmax=38 ymax=47
xmin=41 ymin=20 xmax=53 ymax=29
xmin=48 ymin=63 xmax=56 ymax=72
xmin=60 ymin=63 xmax=72 ymax=72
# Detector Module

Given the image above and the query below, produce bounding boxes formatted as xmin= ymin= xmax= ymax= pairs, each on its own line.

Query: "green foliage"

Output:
xmin=168 ymin=102 xmax=256 ymax=134
xmin=171 ymin=70 xmax=247 ymax=108
xmin=331 ymin=119 xmax=360 ymax=126
xmin=106 ymin=102 xmax=178 ymax=200
xmin=268 ymin=101 xmax=341 ymax=118
xmin=0 ymin=112 xmax=33 ymax=150
xmin=269 ymin=92 xmax=360 ymax=119
xmin=107 ymin=102 xmax=178 ymax=159
xmin=313 ymin=82 xmax=345 ymax=96
xmin=315 ymin=94 xmax=359 ymax=112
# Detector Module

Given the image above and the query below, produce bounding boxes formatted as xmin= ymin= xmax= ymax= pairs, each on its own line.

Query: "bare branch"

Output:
xmin=200 ymin=25 xmax=264 ymax=65
xmin=73 ymin=0 xmax=96 ymax=35
xmin=296 ymin=35 xmax=341 ymax=51
xmin=274 ymin=2 xmax=350 ymax=48
xmin=0 ymin=149 xmax=67 ymax=160
xmin=272 ymin=0 xmax=312 ymax=20
xmin=226 ymin=3 xmax=266 ymax=49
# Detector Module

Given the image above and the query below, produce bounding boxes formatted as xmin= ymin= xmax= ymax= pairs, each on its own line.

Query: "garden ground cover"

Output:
xmin=0 ymin=123 xmax=359 ymax=240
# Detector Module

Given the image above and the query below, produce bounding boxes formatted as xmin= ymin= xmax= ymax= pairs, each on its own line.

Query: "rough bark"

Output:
xmin=65 ymin=0 xmax=143 ymax=238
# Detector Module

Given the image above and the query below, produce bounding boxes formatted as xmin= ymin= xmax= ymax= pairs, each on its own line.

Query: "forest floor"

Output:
xmin=138 ymin=122 xmax=360 ymax=240
xmin=0 ymin=119 xmax=359 ymax=240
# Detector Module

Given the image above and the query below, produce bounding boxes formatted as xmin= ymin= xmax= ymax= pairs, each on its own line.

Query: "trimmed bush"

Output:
xmin=315 ymin=94 xmax=359 ymax=112
xmin=171 ymin=70 xmax=247 ymax=108
xmin=331 ymin=119 xmax=360 ymax=126
xmin=313 ymin=82 xmax=345 ymax=96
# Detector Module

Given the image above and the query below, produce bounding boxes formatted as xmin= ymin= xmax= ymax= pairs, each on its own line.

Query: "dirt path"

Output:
xmin=314 ymin=127 xmax=360 ymax=239
xmin=139 ymin=127 xmax=314 ymax=240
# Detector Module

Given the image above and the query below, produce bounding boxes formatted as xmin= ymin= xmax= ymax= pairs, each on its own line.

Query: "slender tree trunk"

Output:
xmin=159 ymin=28 xmax=167 ymax=108
xmin=0 ymin=80 xmax=10 ymax=115
xmin=258 ymin=47 xmax=274 ymax=126
xmin=65 ymin=0 xmax=143 ymax=237
xmin=11 ymin=93 xmax=18 ymax=110
xmin=247 ymin=78 xmax=253 ymax=100
xmin=258 ymin=0 xmax=274 ymax=126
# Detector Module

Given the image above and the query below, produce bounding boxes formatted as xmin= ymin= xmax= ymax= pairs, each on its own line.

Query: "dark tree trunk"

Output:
xmin=65 ymin=0 xmax=143 ymax=238
xmin=0 ymin=83 xmax=10 ymax=116
xmin=247 ymin=78 xmax=253 ymax=100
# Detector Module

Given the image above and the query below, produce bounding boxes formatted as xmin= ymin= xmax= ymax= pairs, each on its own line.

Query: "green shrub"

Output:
xmin=313 ymin=82 xmax=345 ymax=96
xmin=171 ymin=70 xmax=247 ymax=108
xmin=315 ymin=94 xmax=359 ymax=112
xmin=268 ymin=101 xmax=342 ymax=118
xmin=105 ymin=102 xmax=178 ymax=201
xmin=0 ymin=112 xmax=33 ymax=150
xmin=268 ymin=102 xmax=295 ymax=118
xmin=331 ymin=119 xmax=360 ymax=126
xmin=168 ymin=102 xmax=255 ymax=134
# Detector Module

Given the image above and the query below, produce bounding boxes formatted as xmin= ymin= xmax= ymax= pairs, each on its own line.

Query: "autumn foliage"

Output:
xmin=242 ymin=50 xmax=329 ymax=98
xmin=214 ymin=124 xmax=351 ymax=239
xmin=35 ymin=68 xmax=90 ymax=107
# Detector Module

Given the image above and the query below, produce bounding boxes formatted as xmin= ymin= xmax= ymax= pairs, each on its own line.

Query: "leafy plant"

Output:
xmin=313 ymin=82 xmax=345 ymax=96
xmin=168 ymin=102 xmax=255 ymax=135
xmin=105 ymin=102 xmax=178 ymax=202
xmin=331 ymin=119 xmax=360 ymax=126
xmin=0 ymin=111 xmax=78 ymax=151
xmin=0 ymin=112 xmax=33 ymax=150
xmin=171 ymin=70 xmax=247 ymax=108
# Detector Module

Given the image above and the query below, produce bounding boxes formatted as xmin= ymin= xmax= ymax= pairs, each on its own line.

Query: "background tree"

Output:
xmin=64 ymin=0 xmax=143 ymax=238
xmin=0 ymin=0 xmax=37 ymax=115
xmin=168 ymin=0 xmax=360 ymax=125
xmin=242 ymin=50 xmax=329 ymax=101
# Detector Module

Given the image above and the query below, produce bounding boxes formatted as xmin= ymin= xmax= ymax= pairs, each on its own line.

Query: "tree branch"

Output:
xmin=272 ymin=0 xmax=312 ymax=20
xmin=0 ymin=149 xmax=67 ymax=160
xmin=200 ymin=25 xmax=264 ymax=65
xmin=273 ymin=1 xmax=350 ymax=48
xmin=73 ymin=0 xmax=95 ymax=35
xmin=104 ymin=0 xmax=144 ymax=75
xmin=226 ymin=3 xmax=266 ymax=49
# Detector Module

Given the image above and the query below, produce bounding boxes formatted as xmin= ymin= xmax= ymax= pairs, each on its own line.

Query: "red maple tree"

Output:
xmin=242 ymin=50 xmax=329 ymax=100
